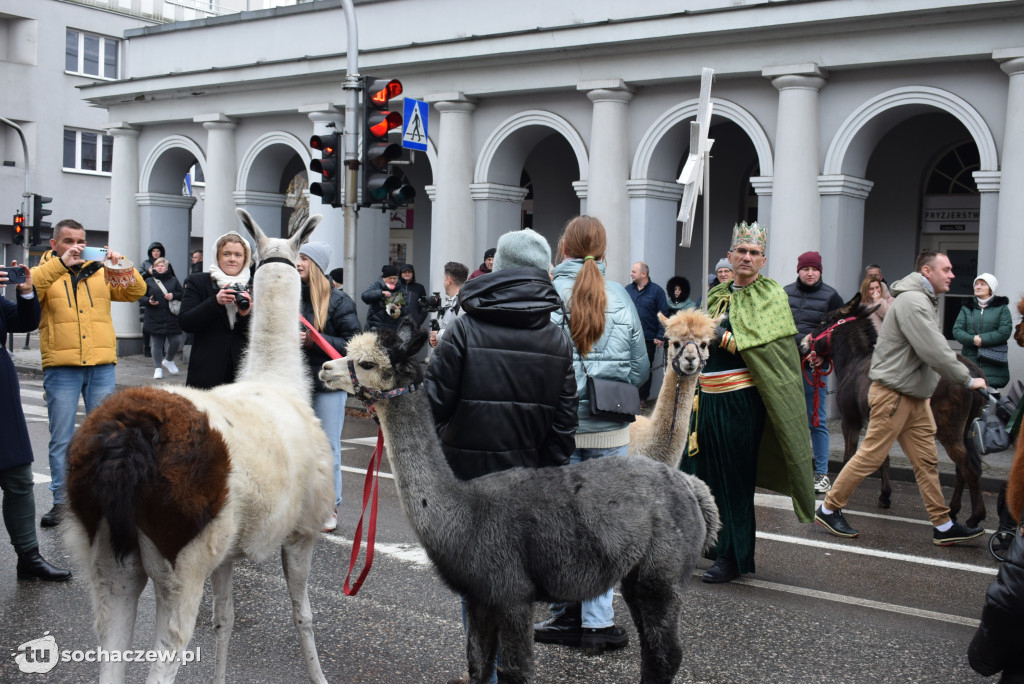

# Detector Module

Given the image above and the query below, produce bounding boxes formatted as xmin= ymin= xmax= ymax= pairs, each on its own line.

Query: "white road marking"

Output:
xmin=341 ymin=465 xmax=395 ymax=480
xmin=719 ymin=574 xmax=981 ymax=627
xmin=33 ymin=472 xmax=51 ymax=484
xmin=320 ymin=533 xmax=432 ymax=568
xmin=343 ymin=437 xmax=382 ymax=447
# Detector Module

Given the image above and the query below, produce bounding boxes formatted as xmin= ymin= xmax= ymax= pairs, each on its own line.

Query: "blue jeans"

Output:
xmin=802 ymin=372 xmax=829 ymax=475
xmin=551 ymin=444 xmax=628 ymax=628
xmin=313 ymin=390 xmax=347 ymax=508
xmin=43 ymin=364 xmax=116 ymax=505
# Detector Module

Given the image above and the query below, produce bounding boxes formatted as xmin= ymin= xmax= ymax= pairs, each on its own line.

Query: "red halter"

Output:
xmin=800 ymin=316 xmax=856 ymax=426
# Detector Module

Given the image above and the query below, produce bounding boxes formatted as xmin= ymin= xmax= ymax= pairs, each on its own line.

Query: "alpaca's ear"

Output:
xmin=289 ymin=214 xmax=323 ymax=254
xmin=236 ymin=209 xmax=269 ymax=253
xmin=658 ymin=312 xmax=670 ymax=327
xmin=395 ymin=318 xmax=428 ymax=356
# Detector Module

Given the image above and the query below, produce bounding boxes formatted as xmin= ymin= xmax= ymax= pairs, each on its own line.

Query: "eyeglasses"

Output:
xmin=733 ymin=247 xmax=763 ymax=257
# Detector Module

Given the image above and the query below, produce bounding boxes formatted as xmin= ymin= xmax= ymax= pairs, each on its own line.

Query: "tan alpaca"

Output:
xmin=629 ymin=309 xmax=716 ymax=468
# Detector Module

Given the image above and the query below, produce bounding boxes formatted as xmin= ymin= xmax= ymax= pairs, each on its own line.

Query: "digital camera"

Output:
xmin=227 ymin=283 xmax=251 ymax=311
xmin=419 ymin=292 xmax=443 ymax=312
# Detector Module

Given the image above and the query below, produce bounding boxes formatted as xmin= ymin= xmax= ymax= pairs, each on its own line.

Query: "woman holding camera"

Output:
xmin=297 ymin=243 xmax=361 ymax=532
xmin=179 ymin=231 xmax=253 ymax=389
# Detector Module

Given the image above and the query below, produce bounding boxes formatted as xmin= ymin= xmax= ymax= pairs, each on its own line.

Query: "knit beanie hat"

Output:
xmin=381 ymin=264 xmax=399 ymax=278
xmin=329 ymin=267 xmax=344 ymax=285
xmin=715 ymin=258 xmax=732 ymax=272
xmin=975 ymin=272 xmax=998 ymax=293
xmin=493 ymin=229 xmax=552 ymax=272
xmin=484 ymin=248 xmax=496 ymax=260
xmin=797 ymin=251 xmax=823 ymax=272
xmin=299 ymin=242 xmax=330 ymax=275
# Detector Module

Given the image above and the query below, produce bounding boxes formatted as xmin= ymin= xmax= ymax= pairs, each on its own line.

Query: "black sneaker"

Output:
xmin=579 ymin=625 xmax=628 ymax=651
xmin=534 ymin=613 xmax=582 ymax=646
xmin=815 ymin=505 xmax=859 ymax=538
xmin=933 ymin=521 xmax=984 ymax=546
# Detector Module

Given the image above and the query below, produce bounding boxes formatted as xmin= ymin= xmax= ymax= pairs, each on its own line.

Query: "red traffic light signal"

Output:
xmin=362 ymin=77 xmax=408 ymax=208
xmin=13 ymin=211 xmax=25 ymax=245
xmin=368 ymin=79 xmax=403 ymax=106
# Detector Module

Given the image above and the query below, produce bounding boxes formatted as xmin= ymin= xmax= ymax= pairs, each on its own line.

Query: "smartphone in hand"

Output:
xmin=0 ymin=266 xmax=27 ymax=284
xmin=79 ymin=246 xmax=108 ymax=262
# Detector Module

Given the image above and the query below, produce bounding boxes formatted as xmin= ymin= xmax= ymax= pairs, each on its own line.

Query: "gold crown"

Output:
xmin=731 ymin=221 xmax=767 ymax=250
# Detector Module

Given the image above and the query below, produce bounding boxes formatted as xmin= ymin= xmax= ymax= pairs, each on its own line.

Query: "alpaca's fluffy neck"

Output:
xmin=238 ymin=265 xmax=308 ymax=396
xmin=374 ymin=389 xmax=469 ymax=552
xmin=650 ymin=365 xmax=699 ymax=461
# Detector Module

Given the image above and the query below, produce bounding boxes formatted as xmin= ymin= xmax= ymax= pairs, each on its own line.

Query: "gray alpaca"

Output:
xmin=320 ymin=321 xmax=721 ymax=684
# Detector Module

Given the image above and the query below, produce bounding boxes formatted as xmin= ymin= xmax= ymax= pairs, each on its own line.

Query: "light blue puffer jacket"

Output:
xmin=551 ymin=259 xmax=650 ymax=435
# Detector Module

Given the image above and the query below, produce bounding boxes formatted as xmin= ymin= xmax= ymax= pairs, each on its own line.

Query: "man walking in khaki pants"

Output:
xmin=814 ymin=250 xmax=988 ymax=546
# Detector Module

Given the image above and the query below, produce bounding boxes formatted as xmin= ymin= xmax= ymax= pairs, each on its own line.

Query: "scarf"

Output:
xmin=208 ymin=263 xmax=250 ymax=329
xmin=977 ymin=295 xmax=992 ymax=308
xmin=705 ymin=275 xmax=797 ymax=350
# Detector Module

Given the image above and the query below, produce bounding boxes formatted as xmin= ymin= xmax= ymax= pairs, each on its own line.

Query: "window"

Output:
xmin=63 ymin=129 xmax=113 ymax=174
xmin=66 ymin=29 xmax=119 ymax=79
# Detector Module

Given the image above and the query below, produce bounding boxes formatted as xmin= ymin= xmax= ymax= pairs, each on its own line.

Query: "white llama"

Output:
xmin=320 ymin=321 xmax=720 ymax=684
xmin=64 ymin=209 xmax=333 ymax=684
xmin=629 ymin=309 xmax=716 ymax=468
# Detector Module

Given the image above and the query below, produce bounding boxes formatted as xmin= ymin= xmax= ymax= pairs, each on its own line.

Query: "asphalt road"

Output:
xmin=0 ymin=373 xmax=1005 ymax=683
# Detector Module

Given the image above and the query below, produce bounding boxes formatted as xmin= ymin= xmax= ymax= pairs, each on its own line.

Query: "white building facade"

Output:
xmin=8 ymin=0 xmax=1024 ymax=367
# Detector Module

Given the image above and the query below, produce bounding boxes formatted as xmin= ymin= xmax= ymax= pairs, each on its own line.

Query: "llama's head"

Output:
xmin=320 ymin=319 xmax=429 ymax=400
xmin=235 ymin=208 xmax=322 ymax=265
xmin=658 ymin=309 xmax=715 ymax=376
xmin=800 ymin=292 xmax=878 ymax=360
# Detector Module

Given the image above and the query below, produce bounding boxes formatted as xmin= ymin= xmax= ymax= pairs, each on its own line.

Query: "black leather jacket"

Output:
xmin=425 ymin=267 xmax=578 ymax=480
xmin=969 ymin=519 xmax=1024 ymax=683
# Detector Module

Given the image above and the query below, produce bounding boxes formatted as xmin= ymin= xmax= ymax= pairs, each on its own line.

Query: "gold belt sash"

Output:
xmin=698 ymin=369 xmax=755 ymax=393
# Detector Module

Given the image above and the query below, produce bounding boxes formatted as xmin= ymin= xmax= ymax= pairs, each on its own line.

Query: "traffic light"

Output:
xmin=33 ymin=194 xmax=52 ymax=235
xmin=362 ymin=77 xmax=414 ymax=208
xmin=309 ymin=132 xmax=342 ymax=208
xmin=13 ymin=211 xmax=25 ymax=245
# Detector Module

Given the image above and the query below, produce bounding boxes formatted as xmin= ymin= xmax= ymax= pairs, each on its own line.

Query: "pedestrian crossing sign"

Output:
xmin=402 ymin=98 xmax=429 ymax=152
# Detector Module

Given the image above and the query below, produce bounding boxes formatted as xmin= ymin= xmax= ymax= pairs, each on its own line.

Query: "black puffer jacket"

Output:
xmin=784 ymin=278 xmax=845 ymax=335
xmin=969 ymin=519 xmax=1024 ymax=682
xmin=301 ymin=284 xmax=362 ymax=393
xmin=425 ymin=266 xmax=578 ymax=480
xmin=142 ymin=271 xmax=183 ymax=336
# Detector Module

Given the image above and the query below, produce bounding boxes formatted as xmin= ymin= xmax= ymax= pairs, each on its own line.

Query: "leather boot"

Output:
xmin=702 ymin=556 xmax=739 ymax=584
xmin=17 ymin=547 xmax=72 ymax=582
xmin=40 ymin=503 xmax=66 ymax=528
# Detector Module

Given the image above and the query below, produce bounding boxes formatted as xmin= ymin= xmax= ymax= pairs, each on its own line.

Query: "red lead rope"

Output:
xmin=298 ymin=315 xmax=382 ymax=596
xmin=344 ymin=428 xmax=384 ymax=596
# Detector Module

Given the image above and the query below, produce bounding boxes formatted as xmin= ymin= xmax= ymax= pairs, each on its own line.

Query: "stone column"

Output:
xmin=302 ymin=108 xmax=346 ymax=271
xmin=626 ymin=179 xmax=684 ymax=290
xmin=818 ymin=175 xmax=874 ymax=296
xmin=470 ymin=182 xmax=529 ymax=258
xmin=196 ymin=115 xmax=239 ymax=262
xmin=973 ymin=171 xmax=1000 ymax=275
xmin=579 ymin=80 xmax=634 ymax=283
xmin=136 ymin=192 xmax=197 ymax=282
xmin=106 ymin=123 xmax=142 ymax=352
xmin=993 ymin=49 xmax=1024 ymax=370
xmin=763 ymin=65 xmax=827 ymax=282
xmin=425 ymin=94 xmax=476 ymax=294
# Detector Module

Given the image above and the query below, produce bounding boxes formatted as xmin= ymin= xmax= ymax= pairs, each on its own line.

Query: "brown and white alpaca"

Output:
xmin=64 ymin=209 xmax=333 ymax=684
xmin=629 ymin=309 xmax=716 ymax=468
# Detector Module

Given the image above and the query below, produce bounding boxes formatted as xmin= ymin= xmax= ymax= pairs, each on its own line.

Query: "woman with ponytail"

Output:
xmin=297 ymin=242 xmax=361 ymax=532
xmin=535 ymin=215 xmax=648 ymax=652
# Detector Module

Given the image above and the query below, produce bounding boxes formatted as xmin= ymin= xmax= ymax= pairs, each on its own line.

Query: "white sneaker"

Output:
xmin=162 ymin=359 xmax=179 ymax=375
xmin=322 ymin=510 xmax=337 ymax=533
xmin=814 ymin=474 xmax=832 ymax=493
xmin=153 ymin=368 xmax=163 ymax=380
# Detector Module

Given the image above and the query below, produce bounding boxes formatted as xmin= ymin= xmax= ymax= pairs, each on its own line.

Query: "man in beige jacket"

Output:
xmin=815 ymin=250 xmax=988 ymax=545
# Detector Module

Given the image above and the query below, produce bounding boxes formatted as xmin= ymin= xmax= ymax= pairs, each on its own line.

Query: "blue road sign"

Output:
xmin=402 ymin=98 xmax=429 ymax=152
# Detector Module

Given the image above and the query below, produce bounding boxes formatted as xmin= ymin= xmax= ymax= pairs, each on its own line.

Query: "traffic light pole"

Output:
xmin=341 ymin=0 xmax=360 ymax=299
xmin=0 ymin=117 xmax=31 ymax=265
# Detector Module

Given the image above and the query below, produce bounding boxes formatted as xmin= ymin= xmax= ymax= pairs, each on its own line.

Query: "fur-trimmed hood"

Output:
xmin=961 ymin=295 xmax=1010 ymax=310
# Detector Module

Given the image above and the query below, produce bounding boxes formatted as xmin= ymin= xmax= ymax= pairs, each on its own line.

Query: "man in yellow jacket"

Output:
xmin=31 ymin=219 xmax=146 ymax=527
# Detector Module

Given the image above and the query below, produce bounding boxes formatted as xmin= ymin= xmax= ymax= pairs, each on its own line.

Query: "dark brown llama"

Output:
xmin=801 ymin=294 xmax=988 ymax=527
